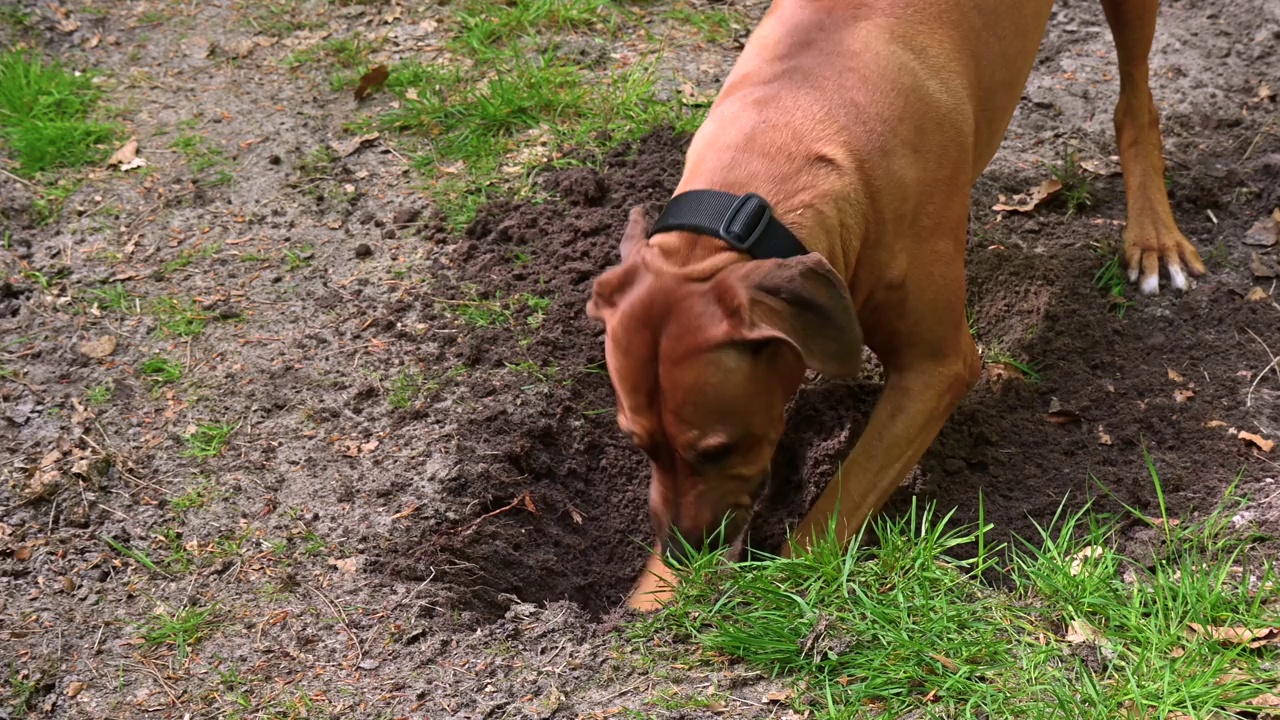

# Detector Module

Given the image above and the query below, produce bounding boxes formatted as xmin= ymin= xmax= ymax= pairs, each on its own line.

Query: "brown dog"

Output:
xmin=587 ymin=0 xmax=1204 ymax=611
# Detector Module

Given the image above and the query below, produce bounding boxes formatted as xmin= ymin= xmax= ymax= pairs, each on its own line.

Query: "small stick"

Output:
xmin=1245 ymin=327 xmax=1280 ymax=407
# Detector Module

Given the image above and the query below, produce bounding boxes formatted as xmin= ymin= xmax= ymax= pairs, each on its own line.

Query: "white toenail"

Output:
xmin=1168 ymin=265 xmax=1188 ymax=291
xmin=1141 ymin=275 xmax=1160 ymax=296
xmin=1128 ymin=267 xmax=1139 ymax=283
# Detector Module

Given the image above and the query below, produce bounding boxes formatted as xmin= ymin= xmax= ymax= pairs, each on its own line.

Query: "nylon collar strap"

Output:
xmin=648 ymin=190 xmax=809 ymax=260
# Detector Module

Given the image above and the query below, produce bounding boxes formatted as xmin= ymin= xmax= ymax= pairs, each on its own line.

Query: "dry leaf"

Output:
xmin=765 ymin=690 xmax=793 ymax=703
xmin=1243 ymin=215 xmax=1278 ymax=247
xmin=354 ymin=65 xmax=389 ymax=101
xmin=929 ymin=653 xmax=960 ymax=672
xmin=1258 ymin=83 xmax=1275 ymax=102
xmin=78 ymin=335 xmax=117 ymax=358
xmin=522 ymin=492 xmax=538 ymax=514
xmin=1239 ymin=431 xmax=1276 ymax=453
xmin=107 ymin=139 xmax=138 ymax=166
xmin=391 ymin=503 xmax=417 ymax=520
xmin=65 ymin=681 xmax=86 ymax=697
xmin=1246 ymin=692 xmax=1280 ymax=708
xmin=1065 ymin=618 xmax=1103 ymax=644
xmin=1097 ymin=425 xmax=1113 ymax=446
xmin=1070 ymin=546 xmax=1104 ymax=576
xmin=327 ymin=556 xmax=359 ymax=573
xmin=1080 ymin=157 xmax=1122 ymax=176
xmin=329 ymin=132 xmax=381 ymax=158
xmin=1167 ymin=368 xmax=1185 ymax=383
xmin=1187 ymin=622 xmax=1280 ymax=648
xmin=360 ymin=439 xmax=379 ymax=454
xmin=992 ymin=178 xmax=1063 ymax=213
xmin=404 ymin=87 xmax=420 ymax=101
xmin=13 ymin=544 xmax=32 ymax=562
xmin=1205 ymin=419 xmax=1228 ymax=429
xmin=568 ymin=505 xmax=584 ymax=524
xmin=1174 ymin=388 xmax=1195 ymax=403
xmin=1251 ymin=252 xmax=1278 ymax=279
xmin=1148 ymin=517 xmax=1181 ymax=527
xmin=1245 ymin=287 xmax=1270 ymax=302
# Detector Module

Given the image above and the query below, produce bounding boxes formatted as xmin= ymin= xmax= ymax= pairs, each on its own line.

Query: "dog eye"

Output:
xmin=691 ymin=441 xmax=736 ymax=466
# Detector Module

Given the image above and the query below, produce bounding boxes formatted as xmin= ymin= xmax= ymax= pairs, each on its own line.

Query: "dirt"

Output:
xmin=1 ymin=0 xmax=1279 ymax=717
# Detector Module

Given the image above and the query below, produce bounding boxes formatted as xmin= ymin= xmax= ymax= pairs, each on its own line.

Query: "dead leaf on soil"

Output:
xmin=1245 ymin=287 xmax=1271 ymax=302
xmin=567 ymin=505 xmax=584 ymax=524
xmin=1148 ymin=517 xmax=1181 ymax=527
xmin=1258 ymin=84 xmax=1275 ymax=102
xmin=929 ymin=653 xmax=960 ymax=672
xmin=1081 ymin=156 xmax=1122 ymax=176
xmin=13 ymin=544 xmax=32 ymax=562
xmin=107 ymin=139 xmax=138 ymax=166
xmin=1046 ymin=397 xmax=1083 ymax=425
xmin=1246 ymin=692 xmax=1280 ymax=708
xmin=1205 ymin=419 xmax=1229 ymax=429
xmin=1187 ymin=622 xmax=1280 ymax=648
xmin=1238 ymin=431 xmax=1276 ymax=453
xmin=1167 ymin=368 xmax=1185 ymax=383
xmin=992 ymin=178 xmax=1062 ymax=213
xmin=327 ymin=556 xmax=360 ymax=573
xmin=1070 ymin=545 xmax=1105 ymax=576
xmin=1251 ymin=252 xmax=1278 ymax=279
xmin=329 ymin=132 xmax=381 ymax=158
xmin=1243 ymin=213 xmax=1279 ymax=247
xmin=1097 ymin=425 xmax=1113 ymax=445
xmin=765 ymin=690 xmax=793 ymax=703
xmin=77 ymin=335 xmax=117 ymax=358
xmin=65 ymin=681 xmax=86 ymax=697
xmin=354 ymin=65 xmax=389 ymax=101
xmin=1065 ymin=618 xmax=1104 ymax=644
xmin=1174 ymin=388 xmax=1195 ymax=403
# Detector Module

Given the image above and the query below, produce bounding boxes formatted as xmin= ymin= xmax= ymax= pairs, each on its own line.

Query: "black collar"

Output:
xmin=648 ymin=190 xmax=809 ymax=260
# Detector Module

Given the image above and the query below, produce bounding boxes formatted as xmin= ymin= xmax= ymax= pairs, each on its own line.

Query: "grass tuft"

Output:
xmin=182 ymin=422 xmax=237 ymax=459
xmin=639 ymin=457 xmax=1280 ymax=718
xmin=0 ymin=50 xmax=119 ymax=177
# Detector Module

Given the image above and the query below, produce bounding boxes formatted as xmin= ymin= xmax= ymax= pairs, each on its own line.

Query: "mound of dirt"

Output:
xmin=378 ymin=126 xmax=1278 ymax=621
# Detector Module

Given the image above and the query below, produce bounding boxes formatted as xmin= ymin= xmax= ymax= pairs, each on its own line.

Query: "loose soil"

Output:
xmin=2 ymin=0 xmax=1279 ymax=717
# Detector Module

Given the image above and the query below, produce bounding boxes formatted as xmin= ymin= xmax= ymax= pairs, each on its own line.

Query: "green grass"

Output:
xmin=140 ymin=603 xmax=219 ymax=660
xmin=283 ymin=244 xmax=313 ymax=271
xmin=1094 ymin=250 xmax=1134 ymax=317
xmin=661 ymin=2 xmax=746 ymax=43
xmin=153 ymin=298 xmax=211 ymax=338
xmin=984 ymin=346 xmax=1042 ymax=383
xmin=103 ymin=536 xmax=162 ymax=573
xmin=161 ymin=243 xmax=220 ymax=276
xmin=85 ymin=283 xmax=139 ymax=313
xmin=388 ymin=367 xmax=427 ymax=409
xmin=168 ymin=481 xmax=214 ymax=514
xmin=1047 ymin=148 xmax=1093 ymax=218
xmin=0 ymin=50 xmax=119 ymax=177
xmin=181 ymin=422 xmax=237 ymax=459
xmin=85 ymin=380 xmax=114 ymax=406
xmin=140 ymin=356 xmax=183 ymax=386
xmin=169 ymin=130 xmax=227 ymax=176
xmin=436 ymin=288 xmax=552 ymax=328
xmin=368 ymin=0 xmax=703 ymax=229
xmin=638 ymin=456 xmax=1278 ymax=718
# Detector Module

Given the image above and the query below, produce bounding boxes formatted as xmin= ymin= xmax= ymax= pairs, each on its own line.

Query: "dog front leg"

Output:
xmin=626 ymin=545 xmax=677 ymax=611
xmin=1101 ymin=0 xmax=1205 ymax=295
xmin=784 ymin=346 xmax=980 ymax=556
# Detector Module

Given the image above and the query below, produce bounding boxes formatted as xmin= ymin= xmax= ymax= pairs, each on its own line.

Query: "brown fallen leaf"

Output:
xmin=1080 ymin=157 xmax=1122 ymax=176
xmin=354 ymin=65 xmax=389 ymax=101
xmin=13 ymin=544 xmax=32 ymax=562
xmin=327 ymin=556 xmax=359 ymax=573
xmin=107 ymin=138 xmax=138 ymax=166
xmin=992 ymin=178 xmax=1063 ymax=213
xmin=1187 ymin=622 xmax=1280 ymax=648
xmin=522 ymin=492 xmax=538 ymax=514
xmin=1251 ymin=252 xmax=1278 ymax=279
xmin=1245 ymin=286 xmax=1271 ymax=302
xmin=1148 ymin=517 xmax=1180 ymax=527
xmin=929 ymin=652 xmax=960 ymax=672
xmin=1173 ymin=388 xmax=1194 ymax=403
xmin=1065 ymin=618 xmax=1104 ymax=644
xmin=1259 ymin=83 xmax=1275 ymax=102
xmin=764 ymin=690 xmax=793 ymax=703
xmin=360 ymin=439 xmax=379 ymax=454
xmin=78 ymin=335 xmax=117 ymax=359
xmin=1239 ymin=431 xmax=1276 ymax=453
xmin=1070 ymin=545 xmax=1105 ymax=576
xmin=65 ymin=681 xmax=86 ymax=697
xmin=567 ymin=505 xmax=585 ymax=524
xmin=1167 ymin=368 xmax=1185 ymax=383
xmin=1245 ymin=691 xmax=1280 ymax=708
xmin=1205 ymin=419 xmax=1228 ymax=429
xmin=329 ymin=132 xmax=381 ymax=158
xmin=1243 ymin=214 xmax=1278 ymax=247
xmin=1097 ymin=425 xmax=1113 ymax=445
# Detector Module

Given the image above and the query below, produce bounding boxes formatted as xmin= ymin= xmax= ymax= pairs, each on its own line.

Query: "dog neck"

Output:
xmin=646 ymin=159 xmax=867 ymax=283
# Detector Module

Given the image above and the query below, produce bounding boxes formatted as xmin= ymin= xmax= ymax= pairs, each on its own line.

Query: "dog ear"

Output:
xmin=587 ymin=206 xmax=651 ymax=320
xmin=716 ymin=254 xmax=863 ymax=377
xmin=618 ymin=205 xmax=651 ymax=260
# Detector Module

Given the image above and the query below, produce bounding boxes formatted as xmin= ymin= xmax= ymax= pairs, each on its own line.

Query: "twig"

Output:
xmin=459 ymin=492 xmax=532 ymax=536
xmin=304 ymin=584 xmax=363 ymax=664
xmin=1245 ymin=328 xmax=1280 ymax=407
xmin=0 ymin=167 xmax=37 ymax=189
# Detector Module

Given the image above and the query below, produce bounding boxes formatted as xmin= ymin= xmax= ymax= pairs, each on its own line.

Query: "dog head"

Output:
xmin=587 ymin=206 xmax=862 ymax=561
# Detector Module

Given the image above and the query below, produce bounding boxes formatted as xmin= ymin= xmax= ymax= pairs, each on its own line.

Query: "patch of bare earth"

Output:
xmin=1 ymin=0 xmax=1278 ymax=718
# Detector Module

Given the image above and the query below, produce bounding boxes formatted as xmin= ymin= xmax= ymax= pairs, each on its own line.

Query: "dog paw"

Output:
xmin=627 ymin=552 xmax=677 ymax=612
xmin=1123 ymin=224 xmax=1206 ymax=296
